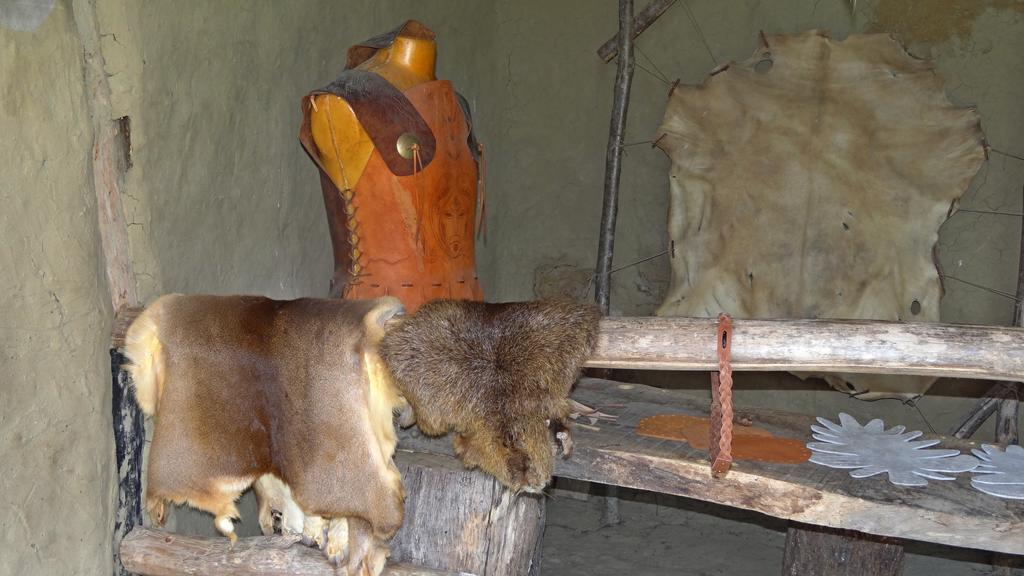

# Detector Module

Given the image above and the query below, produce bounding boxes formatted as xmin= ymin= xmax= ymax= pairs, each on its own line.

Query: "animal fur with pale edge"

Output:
xmin=123 ymin=294 xmax=406 ymax=575
xmin=379 ymin=299 xmax=600 ymax=492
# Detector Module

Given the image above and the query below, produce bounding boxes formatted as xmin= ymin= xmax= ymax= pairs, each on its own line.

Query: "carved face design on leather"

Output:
xmin=434 ymin=188 xmax=471 ymax=258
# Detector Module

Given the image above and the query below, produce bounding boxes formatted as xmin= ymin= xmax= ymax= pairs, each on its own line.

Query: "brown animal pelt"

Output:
xmin=123 ymin=294 xmax=406 ymax=574
xmin=379 ymin=299 xmax=600 ymax=492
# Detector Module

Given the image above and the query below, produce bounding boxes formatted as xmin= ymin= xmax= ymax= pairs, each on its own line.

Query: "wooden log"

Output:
xmin=390 ymin=452 xmax=545 ymax=576
xmin=593 ymin=0 xmax=636 ymax=530
xmin=112 ymin=306 xmax=143 ymax=349
xmin=111 ymin=310 xmax=1024 ymax=382
xmin=781 ymin=524 xmax=904 ymax=576
xmin=952 ymin=382 xmax=1012 ymax=439
xmin=119 ymin=527 xmax=472 ymax=576
xmin=72 ymin=0 xmax=138 ymax=314
xmin=587 ymin=316 xmax=1024 ymax=381
xmin=596 ymin=0 xmax=677 ymax=62
xmin=111 ymin=349 xmax=145 ymax=576
xmin=996 ymin=386 xmax=1020 ymax=446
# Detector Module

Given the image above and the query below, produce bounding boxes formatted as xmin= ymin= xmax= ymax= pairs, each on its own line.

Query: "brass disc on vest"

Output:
xmin=396 ymin=132 xmax=421 ymax=159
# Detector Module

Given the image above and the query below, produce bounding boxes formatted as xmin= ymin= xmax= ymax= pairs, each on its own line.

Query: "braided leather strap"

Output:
xmin=709 ymin=313 xmax=734 ymax=477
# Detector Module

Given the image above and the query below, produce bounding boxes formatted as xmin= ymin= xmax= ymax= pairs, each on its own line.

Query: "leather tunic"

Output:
xmin=342 ymin=79 xmax=482 ymax=308
xmin=301 ymin=75 xmax=483 ymax=311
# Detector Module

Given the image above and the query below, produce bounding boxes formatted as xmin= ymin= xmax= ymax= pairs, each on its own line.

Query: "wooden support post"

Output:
xmin=953 ymin=382 xmax=1015 ymax=439
xmin=596 ymin=0 xmax=677 ymax=62
xmin=389 ymin=452 xmax=545 ymax=576
xmin=996 ymin=386 xmax=1020 ymax=446
xmin=112 ymin=349 xmax=145 ymax=576
xmin=782 ymin=524 xmax=904 ymax=576
xmin=73 ymin=0 xmax=137 ymax=314
xmin=593 ymin=0 xmax=636 ymax=528
xmin=78 ymin=0 xmax=140 ymax=570
xmin=594 ymin=0 xmax=635 ymax=316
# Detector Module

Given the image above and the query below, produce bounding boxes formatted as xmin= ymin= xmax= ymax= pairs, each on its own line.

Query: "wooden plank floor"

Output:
xmin=398 ymin=378 xmax=1024 ymax=556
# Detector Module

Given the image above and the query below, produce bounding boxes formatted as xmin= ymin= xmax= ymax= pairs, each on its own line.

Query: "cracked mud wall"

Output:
xmin=0 ymin=2 xmax=114 ymax=574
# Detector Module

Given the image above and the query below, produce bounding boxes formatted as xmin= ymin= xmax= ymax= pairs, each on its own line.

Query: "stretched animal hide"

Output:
xmin=656 ymin=31 xmax=986 ymax=399
xmin=124 ymin=295 xmax=407 ymax=575
xmin=379 ymin=299 xmax=600 ymax=492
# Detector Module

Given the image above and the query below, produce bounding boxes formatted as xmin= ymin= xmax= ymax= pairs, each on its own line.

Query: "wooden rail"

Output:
xmin=120 ymin=527 xmax=474 ymax=576
xmin=113 ymin=307 xmax=1024 ymax=381
xmin=587 ymin=316 xmax=1024 ymax=381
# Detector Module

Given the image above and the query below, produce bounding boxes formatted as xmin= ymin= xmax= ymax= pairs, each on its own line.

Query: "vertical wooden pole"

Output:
xmin=782 ymin=524 xmax=904 ymax=576
xmin=953 ymin=382 xmax=1011 ymax=439
xmin=995 ymin=185 xmax=1024 ymax=447
xmin=110 ymin=350 xmax=145 ymax=576
xmin=72 ymin=0 xmax=138 ymax=314
xmin=74 ymin=2 xmax=141 ymax=572
xmin=594 ymin=0 xmax=636 ymax=314
xmin=596 ymin=0 xmax=677 ymax=62
xmin=593 ymin=0 xmax=635 ymax=527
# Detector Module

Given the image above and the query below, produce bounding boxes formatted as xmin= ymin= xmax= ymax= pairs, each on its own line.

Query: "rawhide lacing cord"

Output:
xmin=709 ymin=313 xmax=734 ymax=477
xmin=319 ymin=94 xmax=366 ymax=287
xmin=411 ymin=143 xmax=426 ymax=247
xmin=475 ymin=142 xmax=487 ymax=241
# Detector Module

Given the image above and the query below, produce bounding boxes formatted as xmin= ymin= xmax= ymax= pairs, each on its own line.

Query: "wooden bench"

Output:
xmin=112 ymin=315 xmax=1024 ymax=575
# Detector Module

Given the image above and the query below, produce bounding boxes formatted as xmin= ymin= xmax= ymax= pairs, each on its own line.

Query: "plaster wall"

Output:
xmin=0 ymin=2 xmax=114 ymax=574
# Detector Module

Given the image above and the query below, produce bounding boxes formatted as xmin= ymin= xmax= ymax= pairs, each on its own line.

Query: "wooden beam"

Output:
xmin=119 ymin=527 xmax=475 ymax=576
xmin=111 ymin=306 xmax=142 ymax=349
xmin=782 ymin=524 xmax=904 ymax=576
xmin=112 ymin=309 xmax=1024 ymax=382
xmin=587 ymin=316 xmax=1024 ymax=381
xmin=73 ymin=0 xmax=138 ymax=314
xmin=596 ymin=0 xmax=677 ymax=62
xmin=111 ymin=349 xmax=144 ymax=576
xmin=400 ymin=378 xmax=1024 ymax=556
